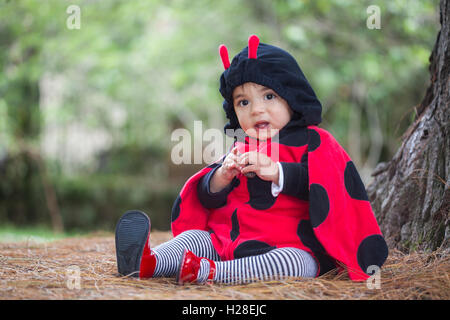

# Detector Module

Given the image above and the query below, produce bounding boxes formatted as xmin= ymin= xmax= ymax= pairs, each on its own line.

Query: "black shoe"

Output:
xmin=115 ymin=210 xmax=150 ymax=277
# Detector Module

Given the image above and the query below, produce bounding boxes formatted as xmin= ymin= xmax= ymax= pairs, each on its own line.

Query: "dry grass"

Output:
xmin=0 ymin=231 xmax=449 ymax=300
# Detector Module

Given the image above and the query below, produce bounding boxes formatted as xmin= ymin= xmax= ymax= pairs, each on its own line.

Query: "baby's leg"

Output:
xmin=210 ymin=247 xmax=317 ymax=284
xmin=152 ymin=229 xmax=220 ymax=277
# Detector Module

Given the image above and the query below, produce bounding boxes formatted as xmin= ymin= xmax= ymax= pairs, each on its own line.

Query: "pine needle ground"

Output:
xmin=0 ymin=231 xmax=448 ymax=300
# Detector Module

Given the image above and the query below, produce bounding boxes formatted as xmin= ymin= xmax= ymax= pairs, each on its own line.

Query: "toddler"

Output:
xmin=115 ymin=35 xmax=388 ymax=284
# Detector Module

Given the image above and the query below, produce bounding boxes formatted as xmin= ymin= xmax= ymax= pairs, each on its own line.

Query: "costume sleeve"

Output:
xmin=197 ymin=164 xmax=238 ymax=209
xmin=279 ymin=153 xmax=309 ymax=200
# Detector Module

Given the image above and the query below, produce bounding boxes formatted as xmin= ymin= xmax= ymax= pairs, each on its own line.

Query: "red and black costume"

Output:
xmin=171 ymin=35 xmax=388 ymax=281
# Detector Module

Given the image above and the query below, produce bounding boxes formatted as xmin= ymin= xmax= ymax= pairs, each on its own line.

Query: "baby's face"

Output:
xmin=232 ymin=82 xmax=293 ymax=141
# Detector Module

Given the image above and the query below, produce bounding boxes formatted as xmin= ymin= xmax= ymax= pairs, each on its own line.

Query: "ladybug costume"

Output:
xmin=170 ymin=35 xmax=388 ymax=281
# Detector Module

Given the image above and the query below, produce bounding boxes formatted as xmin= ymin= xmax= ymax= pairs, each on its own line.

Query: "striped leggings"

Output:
xmin=152 ymin=230 xmax=318 ymax=284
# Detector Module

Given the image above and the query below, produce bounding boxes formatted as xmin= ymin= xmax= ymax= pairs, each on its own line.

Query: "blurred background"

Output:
xmin=0 ymin=0 xmax=440 ymax=237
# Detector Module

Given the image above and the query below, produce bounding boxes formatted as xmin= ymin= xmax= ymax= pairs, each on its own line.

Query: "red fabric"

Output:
xmin=171 ymin=125 xmax=387 ymax=281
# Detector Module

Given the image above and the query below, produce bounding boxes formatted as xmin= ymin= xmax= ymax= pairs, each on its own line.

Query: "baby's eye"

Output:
xmin=237 ymin=99 xmax=249 ymax=107
xmin=265 ymin=93 xmax=276 ymax=100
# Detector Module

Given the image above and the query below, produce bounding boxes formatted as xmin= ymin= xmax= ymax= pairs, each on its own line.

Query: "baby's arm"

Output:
xmin=197 ymin=146 xmax=241 ymax=209
xmin=197 ymin=165 xmax=238 ymax=209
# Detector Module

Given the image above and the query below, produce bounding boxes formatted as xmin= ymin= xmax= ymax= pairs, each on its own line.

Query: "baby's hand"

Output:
xmin=217 ymin=146 xmax=243 ymax=182
xmin=238 ymin=151 xmax=279 ymax=184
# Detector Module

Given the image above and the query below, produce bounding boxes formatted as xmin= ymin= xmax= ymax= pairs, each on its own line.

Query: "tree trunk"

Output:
xmin=367 ymin=0 xmax=449 ymax=252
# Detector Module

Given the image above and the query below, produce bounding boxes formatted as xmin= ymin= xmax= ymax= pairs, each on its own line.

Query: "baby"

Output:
xmin=115 ymin=35 xmax=388 ymax=284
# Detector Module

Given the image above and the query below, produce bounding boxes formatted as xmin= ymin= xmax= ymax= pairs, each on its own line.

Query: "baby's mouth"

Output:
xmin=254 ymin=121 xmax=270 ymax=130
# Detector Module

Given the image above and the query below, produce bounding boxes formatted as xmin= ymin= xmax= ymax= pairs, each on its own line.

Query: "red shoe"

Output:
xmin=139 ymin=232 xmax=157 ymax=279
xmin=115 ymin=210 xmax=156 ymax=278
xmin=176 ymin=249 xmax=216 ymax=284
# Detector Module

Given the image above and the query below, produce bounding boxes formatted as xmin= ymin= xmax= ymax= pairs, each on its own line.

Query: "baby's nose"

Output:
xmin=250 ymin=102 xmax=265 ymax=114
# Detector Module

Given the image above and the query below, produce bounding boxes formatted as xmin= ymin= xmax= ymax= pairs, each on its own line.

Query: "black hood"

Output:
xmin=219 ymin=41 xmax=322 ymax=137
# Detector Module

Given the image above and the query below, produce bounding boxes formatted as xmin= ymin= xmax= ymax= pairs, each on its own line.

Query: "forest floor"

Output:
xmin=0 ymin=231 xmax=449 ymax=300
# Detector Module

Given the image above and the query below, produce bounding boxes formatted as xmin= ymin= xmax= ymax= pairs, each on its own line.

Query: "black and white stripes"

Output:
xmin=152 ymin=230 xmax=318 ymax=284
xmin=152 ymin=230 xmax=220 ymax=277
xmin=213 ymin=247 xmax=317 ymax=284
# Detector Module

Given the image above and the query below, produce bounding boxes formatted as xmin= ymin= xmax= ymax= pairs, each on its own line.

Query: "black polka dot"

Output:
xmin=297 ymin=219 xmax=326 ymax=253
xmin=309 ymin=184 xmax=330 ymax=228
xmin=357 ymin=234 xmax=389 ymax=275
xmin=307 ymin=129 xmax=321 ymax=151
xmin=246 ymin=176 xmax=277 ymax=210
xmin=277 ymin=126 xmax=308 ymax=146
xmin=233 ymin=240 xmax=276 ymax=259
xmin=344 ymin=161 xmax=369 ymax=201
xmin=230 ymin=209 xmax=239 ymax=241
xmin=297 ymin=219 xmax=337 ymax=276
xmin=170 ymin=194 xmax=181 ymax=222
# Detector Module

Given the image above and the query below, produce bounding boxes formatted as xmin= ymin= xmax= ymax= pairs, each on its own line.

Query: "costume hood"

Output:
xmin=218 ymin=35 xmax=322 ymax=135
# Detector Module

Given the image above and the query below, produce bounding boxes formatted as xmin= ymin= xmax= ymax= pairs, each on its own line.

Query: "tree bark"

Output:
xmin=367 ymin=0 xmax=449 ymax=252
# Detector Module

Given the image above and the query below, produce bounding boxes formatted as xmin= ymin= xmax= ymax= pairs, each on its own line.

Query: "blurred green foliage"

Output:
xmin=0 ymin=0 xmax=440 ymax=233
xmin=0 ymin=224 xmax=75 ymax=242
